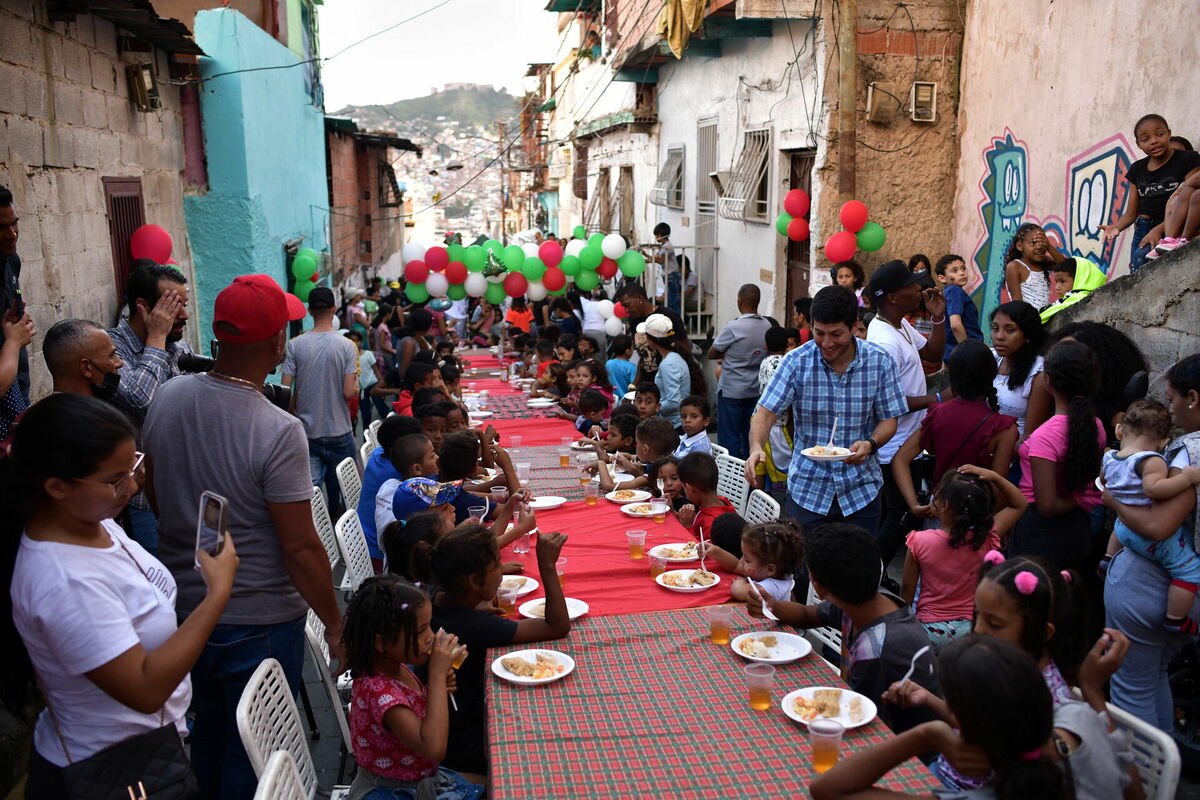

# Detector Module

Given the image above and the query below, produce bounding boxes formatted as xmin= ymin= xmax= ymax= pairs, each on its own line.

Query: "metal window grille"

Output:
xmin=650 ymin=146 xmax=684 ymax=208
xmin=719 ymin=128 xmax=770 ymax=221
xmin=586 ymin=168 xmax=610 ymax=233
xmin=696 ymin=121 xmax=718 ymax=217
xmin=102 ymin=177 xmax=146 ymax=305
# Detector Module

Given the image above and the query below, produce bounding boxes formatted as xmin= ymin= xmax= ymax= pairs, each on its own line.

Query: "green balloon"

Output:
xmin=291 ymin=254 xmax=316 ymax=280
xmin=579 ymin=246 xmax=603 ymax=271
xmin=775 ymin=212 xmax=793 ymax=237
xmin=297 ymin=247 xmax=320 ymax=264
xmin=521 ymin=257 xmax=546 ymax=281
xmin=405 ymin=282 xmax=429 ymax=303
xmin=484 ymin=282 xmax=507 ymax=304
xmin=573 ymin=225 xmax=587 ymax=239
xmin=574 ymin=269 xmax=599 ymax=291
xmin=588 ymin=233 xmax=605 ymax=249
xmin=293 ymin=279 xmax=314 ymax=301
xmin=559 ymin=255 xmax=581 ymax=277
xmin=447 ymin=283 xmax=467 ymax=301
xmin=549 ymin=286 xmax=567 ymax=296
xmin=856 ymin=221 xmax=887 ymax=252
xmin=501 ymin=245 xmax=525 ymax=269
xmin=447 ymin=243 xmax=466 ymax=263
xmin=617 ymin=249 xmax=646 ymax=277
xmin=464 ymin=245 xmax=485 ymax=271
xmin=483 ymin=239 xmax=503 ymax=255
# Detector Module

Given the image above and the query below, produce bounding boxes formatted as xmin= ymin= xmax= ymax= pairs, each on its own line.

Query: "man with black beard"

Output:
xmin=43 ymin=319 xmax=124 ymax=398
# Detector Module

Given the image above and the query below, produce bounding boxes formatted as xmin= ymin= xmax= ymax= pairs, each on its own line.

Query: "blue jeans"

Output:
xmin=190 ymin=617 xmax=306 ymax=800
xmin=128 ymin=506 xmax=159 ymax=555
xmin=309 ymin=432 xmax=357 ymax=516
xmin=1130 ymin=216 xmax=1154 ymax=272
xmin=716 ymin=393 xmax=757 ymax=460
xmin=666 ymin=271 xmax=682 ymax=315
xmin=360 ymin=390 xmax=390 ymax=428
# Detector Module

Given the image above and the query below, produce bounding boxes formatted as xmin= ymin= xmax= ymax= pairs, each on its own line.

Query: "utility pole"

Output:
xmin=497 ymin=120 xmax=508 ymax=244
xmin=836 ymin=0 xmax=857 ymax=203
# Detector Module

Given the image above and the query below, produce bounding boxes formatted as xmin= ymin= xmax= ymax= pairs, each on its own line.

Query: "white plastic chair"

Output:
xmin=311 ymin=488 xmax=353 ymax=593
xmin=359 ymin=440 xmax=374 ymax=468
xmin=715 ymin=453 xmax=751 ymax=516
xmin=804 ymin=583 xmax=843 ymax=662
xmin=710 ymin=443 xmax=729 ymax=458
xmin=1108 ymin=702 xmax=1180 ymax=799
xmin=368 ymin=418 xmax=382 ymax=445
xmin=743 ymin=489 xmax=781 ymax=525
xmin=334 ymin=509 xmax=374 ymax=592
xmin=251 ymin=750 xmax=307 ymax=800
xmin=236 ymin=659 xmax=318 ymax=799
xmin=304 ymin=610 xmax=352 ymax=783
xmin=335 ymin=457 xmax=361 ymax=509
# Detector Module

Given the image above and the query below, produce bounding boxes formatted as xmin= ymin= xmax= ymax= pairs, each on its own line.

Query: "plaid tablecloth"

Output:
xmin=486 ymin=605 xmax=938 ymax=798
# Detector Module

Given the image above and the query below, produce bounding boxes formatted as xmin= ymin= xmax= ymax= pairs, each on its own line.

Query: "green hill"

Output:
xmin=334 ymin=85 xmax=520 ymax=141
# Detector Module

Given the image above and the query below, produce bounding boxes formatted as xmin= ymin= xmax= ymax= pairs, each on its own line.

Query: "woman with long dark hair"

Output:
xmin=642 ymin=313 xmax=705 ymax=427
xmin=989 ymin=300 xmax=1049 ymax=438
xmin=1042 ymin=321 xmax=1149 ymax=444
xmin=4 ymin=395 xmax=238 ymax=797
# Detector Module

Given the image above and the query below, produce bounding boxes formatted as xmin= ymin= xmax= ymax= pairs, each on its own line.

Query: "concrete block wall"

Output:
xmin=0 ymin=0 xmax=192 ymax=400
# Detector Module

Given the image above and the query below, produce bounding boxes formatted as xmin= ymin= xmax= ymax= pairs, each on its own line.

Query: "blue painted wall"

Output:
xmin=183 ymin=8 xmax=328 ymax=348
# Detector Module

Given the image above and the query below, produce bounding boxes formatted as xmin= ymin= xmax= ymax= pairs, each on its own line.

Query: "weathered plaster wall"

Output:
xmin=183 ymin=8 xmax=328 ymax=344
xmin=0 ymin=0 xmax=193 ymax=399
xmin=949 ymin=0 xmax=1200 ymax=328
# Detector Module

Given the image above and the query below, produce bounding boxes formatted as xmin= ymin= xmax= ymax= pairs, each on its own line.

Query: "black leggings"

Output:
xmin=26 ymin=748 xmax=68 ymax=800
xmin=1008 ymin=504 xmax=1091 ymax=571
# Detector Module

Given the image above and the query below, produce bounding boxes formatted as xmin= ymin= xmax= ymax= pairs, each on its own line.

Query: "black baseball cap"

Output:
xmin=308 ymin=286 xmax=335 ymax=309
xmin=867 ymin=260 xmax=922 ymax=300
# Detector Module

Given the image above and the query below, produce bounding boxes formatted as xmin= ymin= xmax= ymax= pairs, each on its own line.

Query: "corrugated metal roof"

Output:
xmin=324 ymin=117 xmax=422 ymax=156
xmin=50 ymin=0 xmax=204 ymax=55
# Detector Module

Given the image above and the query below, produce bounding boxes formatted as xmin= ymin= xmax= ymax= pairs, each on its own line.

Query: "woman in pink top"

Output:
xmin=902 ymin=465 xmax=1027 ymax=651
xmin=1010 ymin=340 xmax=1107 ymax=570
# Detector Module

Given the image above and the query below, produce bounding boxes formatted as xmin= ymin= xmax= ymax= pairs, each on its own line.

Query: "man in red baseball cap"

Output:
xmin=141 ymin=273 xmax=343 ymax=799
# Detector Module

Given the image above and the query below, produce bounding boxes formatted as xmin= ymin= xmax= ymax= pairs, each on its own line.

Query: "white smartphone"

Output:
xmin=194 ymin=491 xmax=228 ymax=568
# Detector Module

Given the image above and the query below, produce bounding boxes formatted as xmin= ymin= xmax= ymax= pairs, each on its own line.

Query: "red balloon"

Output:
xmin=839 ymin=200 xmax=869 ymax=233
xmin=425 ymin=246 xmax=449 ymax=272
xmin=824 ymin=231 xmax=858 ymax=263
xmin=404 ymin=259 xmax=429 ymax=284
xmin=784 ymin=189 xmax=810 ymax=218
xmin=166 ymin=258 xmax=179 ymax=265
xmin=542 ymin=266 xmax=566 ymax=292
xmin=445 ymin=261 xmax=468 ymax=284
xmin=310 ymin=271 xmax=319 ymax=283
xmin=130 ymin=224 xmax=172 ymax=263
xmin=538 ymin=240 xmax=563 ymax=269
xmin=786 ymin=218 xmax=810 ymax=242
xmin=613 ymin=302 xmax=628 ymax=319
xmin=597 ymin=257 xmax=618 ymax=279
xmin=503 ymin=271 xmax=528 ymax=298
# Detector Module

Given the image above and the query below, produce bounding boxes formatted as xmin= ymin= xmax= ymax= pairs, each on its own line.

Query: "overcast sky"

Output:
xmin=319 ymin=0 xmax=563 ymax=109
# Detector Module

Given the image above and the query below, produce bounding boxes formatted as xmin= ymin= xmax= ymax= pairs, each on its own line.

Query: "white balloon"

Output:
xmin=604 ymin=315 xmax=624 ymax=337
xmin=564 ymin=239 xmax=586 ymax=258
xmin=464 ymin=273 xmax=487 ymax=297
xmin=522 ymin=242 xmax=540 ymax=259
xmin=601 ymin=233 xmax=627 ymax=260
xmin=331 ymin=315 xmax=341 ymax=330
xmin=595 ymin=299 xmax=615 ymax=319
xmin=425 ymin=272 xmax=449 ymax=297
xmin=402 ymin=242 xmax=426 ymax=264
xmin=526 ymin=281 xmax=548 ymax=302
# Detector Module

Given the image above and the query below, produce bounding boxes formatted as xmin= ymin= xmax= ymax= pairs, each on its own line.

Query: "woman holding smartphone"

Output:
xmin=3 ymin=394 xmax=239 ymax=797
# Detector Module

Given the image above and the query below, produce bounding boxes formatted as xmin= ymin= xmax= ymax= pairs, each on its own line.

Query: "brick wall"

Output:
xmin=326 ymin=128 xmax=358 ymax=284
xmin=0 ymin=0 xmax=191 ymax=400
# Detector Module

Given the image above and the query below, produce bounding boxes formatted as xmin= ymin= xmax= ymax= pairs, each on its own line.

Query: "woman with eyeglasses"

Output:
xmin=2 ymin=394 xmax=239 ymax=797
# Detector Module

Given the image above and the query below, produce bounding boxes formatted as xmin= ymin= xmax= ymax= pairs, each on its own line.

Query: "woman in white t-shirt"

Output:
xmin=989 ymin=300 xmax=1050 ymax=438
xmin=6 ymin=394 xmax=238 ymax=797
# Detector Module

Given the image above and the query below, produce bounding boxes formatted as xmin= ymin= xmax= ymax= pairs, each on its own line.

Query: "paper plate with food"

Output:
xmin=619 ymin=501 xmax=662 ymax=518
xmin=606 ymin=488 xmax=652 ymax=504
xmin=469 ymin=410 xmax=493 ymax=419
xmin=655 ymin=569 xmax=720 ymax=593
xmin=731 ymin=632 xmax=812 ymax=664
xmin=800 ymin=445 xmax=854 ymax=462
xmin=528 ymin=495 xmax=567 ymax=511
xmin=591 ymin=471 xmax=636 ymax=485
xmin=527 ymin=398 xmax=558 ymax=408
xmin=518 ymin=597 xmax=589 ymax=620
xmin=491 ymin=649 xmax=576 ymax=685
xmin=782 ymin=687 xmax=876 ymax=729
xmin=570 ymin=439 xmax=595 ymax=451
xmin=647 ymin=541 xmax=700 ymax=563
xmin=499 ymin=575 xmax=539 ymax=598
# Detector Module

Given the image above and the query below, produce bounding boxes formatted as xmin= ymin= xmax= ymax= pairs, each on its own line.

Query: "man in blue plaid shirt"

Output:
xmin=746 ymin=286 xmax=907 ymax=534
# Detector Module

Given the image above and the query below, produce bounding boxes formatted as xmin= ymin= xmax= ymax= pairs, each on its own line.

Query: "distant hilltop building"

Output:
xmin=431 ymin=83 xmax=495 ymax=94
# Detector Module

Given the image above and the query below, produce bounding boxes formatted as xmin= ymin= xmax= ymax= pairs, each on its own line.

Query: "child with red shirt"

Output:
xmin=676 ymin=451 xmax=737 ymax=540
xmin=343 ymin=576 xmax=484 ymax=797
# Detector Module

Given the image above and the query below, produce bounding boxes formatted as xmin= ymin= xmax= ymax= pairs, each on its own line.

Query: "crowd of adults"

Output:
xmin=2 ymin=169 xmax=1199 ymax=799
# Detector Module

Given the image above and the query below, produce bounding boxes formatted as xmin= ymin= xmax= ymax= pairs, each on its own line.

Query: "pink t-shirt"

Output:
xmin=906 ymin=527 xmax=1000 ymax=623
xmin=1018 ymin=414 xmax=1106 ymax=511
xmin=349 ymin=670 xmax=439 ymax=781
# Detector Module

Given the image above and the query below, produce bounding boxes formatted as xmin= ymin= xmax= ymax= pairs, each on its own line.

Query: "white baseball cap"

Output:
xmin=640 ymin=313 xmax=676 ymax=340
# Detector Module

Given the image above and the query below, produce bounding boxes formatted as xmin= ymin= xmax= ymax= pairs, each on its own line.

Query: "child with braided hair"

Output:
xmin=703 ymin=520 xmax=803 ymax=603
xmin=1009 ymin=340 xmax=1106 ymax=571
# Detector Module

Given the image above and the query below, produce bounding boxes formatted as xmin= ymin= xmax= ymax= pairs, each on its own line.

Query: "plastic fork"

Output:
xmin=826 ymin=416 xmax=840 ymax=448
xmin=899 ymin=645 xmax=931 ymax=688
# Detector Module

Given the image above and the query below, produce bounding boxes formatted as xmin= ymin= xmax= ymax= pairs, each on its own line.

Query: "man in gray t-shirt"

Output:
xmin=143 ymin=274 xmax=343 ymax=799
xmin=282 ymin=286 xmax=359 ymax=516
xmin=708 ymin=283 xmax=773 ymax=459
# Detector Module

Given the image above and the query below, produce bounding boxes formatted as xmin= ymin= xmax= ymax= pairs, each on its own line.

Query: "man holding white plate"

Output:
xmin=746 ymin=286 xmax=907 ymax=535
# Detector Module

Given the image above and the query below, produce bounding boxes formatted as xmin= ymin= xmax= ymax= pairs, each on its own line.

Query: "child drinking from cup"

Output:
xmin=705 ymin=520 xmax=803 ymax=603
xmin=341 ymin=577 xmax=483 ymax=798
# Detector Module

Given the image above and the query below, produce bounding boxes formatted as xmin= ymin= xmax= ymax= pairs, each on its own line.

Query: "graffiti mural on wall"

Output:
xmin=971 ymin=129 xmax=1134 ymax=330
